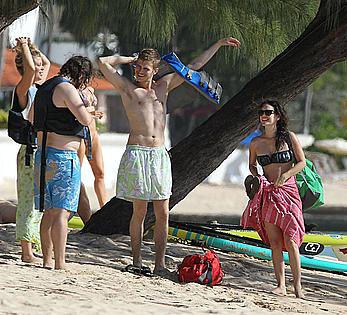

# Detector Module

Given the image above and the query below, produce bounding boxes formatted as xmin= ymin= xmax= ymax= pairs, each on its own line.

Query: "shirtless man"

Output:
xmin=98 ymin=37 xmax=240 ymax=275
xmin=33 ymin=56 xmax=100 ymax=270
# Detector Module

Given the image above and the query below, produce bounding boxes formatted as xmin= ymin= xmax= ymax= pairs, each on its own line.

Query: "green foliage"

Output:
xmin=0 ymin=109 xmax=8 ymax=129
xmin=311 ymin=111 xmax=347 ymax=140
xmin=313 ymin=62 xmax=347 ymax=91
xmin=95 ymin=120 xmax=108 ymax=133
xmin=306 ymin=62 xmax=347 ymax=140
xmin=56 ymin=0 xmax=319 ymax=73
xmin=53 ymin=0 xmax=321 ymax=102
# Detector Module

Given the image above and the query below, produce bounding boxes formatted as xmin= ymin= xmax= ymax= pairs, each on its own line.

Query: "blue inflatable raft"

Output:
xmin=161 ymin=52 xmax=222 ymax=104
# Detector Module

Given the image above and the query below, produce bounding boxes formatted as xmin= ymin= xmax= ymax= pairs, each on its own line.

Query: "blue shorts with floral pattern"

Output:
xmin=34 ymin=146 xmax=81 ymax=212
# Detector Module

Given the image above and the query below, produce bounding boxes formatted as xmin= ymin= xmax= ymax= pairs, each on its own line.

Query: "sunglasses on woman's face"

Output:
xmin=258 ymin=109 xmax=275 ymax=116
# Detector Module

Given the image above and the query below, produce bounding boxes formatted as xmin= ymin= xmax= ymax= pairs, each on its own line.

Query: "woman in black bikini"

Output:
xmin=241 ymin=100 xmax=306 ymax=298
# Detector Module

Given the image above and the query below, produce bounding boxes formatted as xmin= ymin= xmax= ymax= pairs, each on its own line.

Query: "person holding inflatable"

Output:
xmin=241 ymin=100 xmax=306 ymax=298
xmin=98 ymin=36 xmax=240 ymax=277
xmin=12 ymin=37 xmax=50 ymax=263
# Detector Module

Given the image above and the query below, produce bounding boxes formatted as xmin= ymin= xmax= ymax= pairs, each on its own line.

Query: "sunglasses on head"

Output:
xmin=258 ymin=109 xmax=275 ymax=116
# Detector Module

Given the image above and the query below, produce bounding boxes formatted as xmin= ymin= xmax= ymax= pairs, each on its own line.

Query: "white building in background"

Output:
xmin=7 ymin=7 xmax=40 ymax=47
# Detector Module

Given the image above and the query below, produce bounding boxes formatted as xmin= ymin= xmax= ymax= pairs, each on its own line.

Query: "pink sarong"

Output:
xmin=241 ymin=176 xmax=305 ymax=247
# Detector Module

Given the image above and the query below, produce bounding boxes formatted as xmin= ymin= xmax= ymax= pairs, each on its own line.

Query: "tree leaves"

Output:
xmin=55 ymin=0 xmax=319 ymax=71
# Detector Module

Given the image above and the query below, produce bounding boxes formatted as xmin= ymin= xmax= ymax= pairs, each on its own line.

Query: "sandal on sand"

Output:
xmin=123 ymin=264 xmax=153 ymax=277
xmin=244 ymin=175 xmax=260 ymax=199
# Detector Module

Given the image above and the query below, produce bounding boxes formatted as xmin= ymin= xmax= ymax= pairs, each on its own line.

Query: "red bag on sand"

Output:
xmin=177 ymin=249 xmax=223 ymax=286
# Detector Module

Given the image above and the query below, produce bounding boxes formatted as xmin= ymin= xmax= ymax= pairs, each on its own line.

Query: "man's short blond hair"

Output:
xmin=138 ymin=48 xmax=161 ymax=68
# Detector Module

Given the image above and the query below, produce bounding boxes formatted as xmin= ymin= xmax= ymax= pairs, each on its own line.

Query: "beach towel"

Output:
xmin=241 ymin=176 xmax=305 ymax=247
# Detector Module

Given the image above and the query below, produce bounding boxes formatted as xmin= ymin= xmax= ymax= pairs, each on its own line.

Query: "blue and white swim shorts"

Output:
xmin=34 ymin=146 xmax=81 ymax=212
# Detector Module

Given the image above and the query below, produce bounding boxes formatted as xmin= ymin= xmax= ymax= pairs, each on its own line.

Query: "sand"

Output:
xmin=1 ymin=223 xmax=347 ymax=315
xmin=1 ymin=180 xmax=347 ymax=315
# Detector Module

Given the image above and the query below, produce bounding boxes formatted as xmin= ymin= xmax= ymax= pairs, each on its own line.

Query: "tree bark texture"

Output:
xmin=0 ymin=1 xmax=41 ymax=34
xmin=83 ymin=0 xmax=347 ymax=235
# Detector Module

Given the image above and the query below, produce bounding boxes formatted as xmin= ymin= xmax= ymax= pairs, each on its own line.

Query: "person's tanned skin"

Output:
xmin=98 ymin=37 xmax=240 ymax=275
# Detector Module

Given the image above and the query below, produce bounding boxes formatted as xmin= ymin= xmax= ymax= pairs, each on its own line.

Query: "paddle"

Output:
xmin=181 ymin=221 xmax=318 ymax=233
xmin=169 ymin=221 xmax=324 ymax=256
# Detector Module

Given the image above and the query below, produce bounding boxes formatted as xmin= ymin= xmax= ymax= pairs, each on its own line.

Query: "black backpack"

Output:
xmin=7 ymin=89 xmax=37 ymax=165
xmin=7 ymin=89 xmax=36 ymax=145
xmin=7 ymin=109 xmax=36 ymax=145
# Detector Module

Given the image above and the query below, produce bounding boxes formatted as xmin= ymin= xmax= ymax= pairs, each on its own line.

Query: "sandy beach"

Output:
xmin=1 ymin=179 xmax=347 ymax=315
xmin=1 ymin=222 xmax=347 ymax=315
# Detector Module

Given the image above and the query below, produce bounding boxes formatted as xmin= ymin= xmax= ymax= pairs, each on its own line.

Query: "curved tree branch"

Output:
xmin=0 ymin=0 xmax=42 ymax=34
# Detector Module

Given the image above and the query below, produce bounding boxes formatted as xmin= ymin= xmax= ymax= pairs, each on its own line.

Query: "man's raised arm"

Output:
xmin=97 ymin=55 xmax=136 ymax=93
xmin=188 ymin=37 xmax=240 ymax=70
xmin=164 ymin=36 xmax=241 ymax=92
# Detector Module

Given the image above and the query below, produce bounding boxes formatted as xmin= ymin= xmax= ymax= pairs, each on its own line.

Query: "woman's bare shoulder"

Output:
xmin=288 ymin=130 xmax=299 ymax=141
xmin=250 ymin=135 xmax=264 ymax=145
xmin=249 ymin=136 xmax=264 ymax=151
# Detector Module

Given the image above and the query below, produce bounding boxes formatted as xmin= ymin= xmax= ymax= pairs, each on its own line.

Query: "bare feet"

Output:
xmin=294 ymin=285 xmax=305 ymax=299
xmin=43 ymin=262 xmax=54 ymax=270
xmin=55 ymin=263 xmax=70 ymax=271
xmin=272 ymin=286 xmax=287 ymax=296
xmin=43 ymin=256 xmax=54 ymax=269
xmin=21 ymin=241 xmax=40 ymax=264
xmin=21 ymin=255 xmax=42 ymax=264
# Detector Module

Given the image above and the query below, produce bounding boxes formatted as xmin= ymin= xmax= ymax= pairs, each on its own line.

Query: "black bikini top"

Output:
xmin=257 ymin=150 xmax=294 ymax=167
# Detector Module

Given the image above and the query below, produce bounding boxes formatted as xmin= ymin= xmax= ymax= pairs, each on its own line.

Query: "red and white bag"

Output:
xmin=177 ymin=249 xmax=223 ymax=286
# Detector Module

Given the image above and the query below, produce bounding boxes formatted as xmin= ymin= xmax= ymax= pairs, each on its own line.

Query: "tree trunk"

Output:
xmin=0 ymin=1 xmax=41 ymax=34
xmin=83 ymin=0 xmax=347 ymax=235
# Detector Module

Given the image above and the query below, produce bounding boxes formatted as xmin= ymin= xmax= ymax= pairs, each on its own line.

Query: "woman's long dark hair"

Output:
xmin=259 ymin=100 xmax=289 ymax=150
xmin=58 ymin=56 xmax=93 ymax=89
